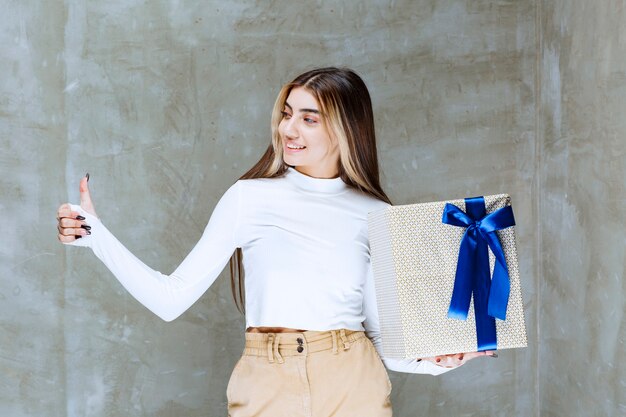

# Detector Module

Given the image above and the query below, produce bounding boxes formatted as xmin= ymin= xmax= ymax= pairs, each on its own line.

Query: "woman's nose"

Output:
xmin=283 ymin=117 xmax=298 ymax=137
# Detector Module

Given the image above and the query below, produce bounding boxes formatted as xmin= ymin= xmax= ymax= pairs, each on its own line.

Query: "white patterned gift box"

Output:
xmin=367 ymin=194 xmax=528 ymax=359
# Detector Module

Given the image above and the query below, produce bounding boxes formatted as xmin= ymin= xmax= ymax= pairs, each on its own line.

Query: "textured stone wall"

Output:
xmin=539 ymin=1 xmax=625 ymax=415
xmin=1 ymin=1 xmax=622 ymax=416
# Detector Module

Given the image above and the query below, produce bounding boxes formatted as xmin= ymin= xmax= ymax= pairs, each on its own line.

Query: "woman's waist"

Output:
xmin=242 ymin=328 xmax=367 ymax=357
xmin=246 ymin=326 xmax=308 ymax=333
xmin=244 ymin=305 xmax=366 ymax=333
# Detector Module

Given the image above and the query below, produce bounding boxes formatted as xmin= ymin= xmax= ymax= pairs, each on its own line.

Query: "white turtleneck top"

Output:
xmin=65 ymin=166 xmax=453 ymax=375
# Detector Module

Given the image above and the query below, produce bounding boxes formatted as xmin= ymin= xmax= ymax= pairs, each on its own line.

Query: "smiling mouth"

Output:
xmin=286 ymin=144 xmax=307 ymax=150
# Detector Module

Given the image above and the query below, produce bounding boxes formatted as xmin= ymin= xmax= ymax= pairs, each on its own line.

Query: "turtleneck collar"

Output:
xmin=285 ymin=166 xmax=349 ymax=194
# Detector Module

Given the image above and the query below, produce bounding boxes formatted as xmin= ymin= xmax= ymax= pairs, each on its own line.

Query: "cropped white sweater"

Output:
xmin=66 ymin=166 xmax=453 ymax=375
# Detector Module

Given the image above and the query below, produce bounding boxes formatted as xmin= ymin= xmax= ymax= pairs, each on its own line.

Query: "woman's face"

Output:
xmin=278 ymin=87 xmax=340 ymax=179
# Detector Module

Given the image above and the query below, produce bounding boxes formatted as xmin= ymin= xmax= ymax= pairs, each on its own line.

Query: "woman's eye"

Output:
xmin=304 ymin=117 xmax=317 ymax=124
xmin=281 ymin=111 xmax=291 ymax=119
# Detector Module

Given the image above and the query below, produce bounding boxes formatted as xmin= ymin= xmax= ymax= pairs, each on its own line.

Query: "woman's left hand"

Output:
xmin=421 ymin=350 xmax=497 ymax=368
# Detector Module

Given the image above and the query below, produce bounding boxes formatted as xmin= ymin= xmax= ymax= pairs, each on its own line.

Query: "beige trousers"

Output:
xmin=226 ymin=329 xmax=393 ymax=417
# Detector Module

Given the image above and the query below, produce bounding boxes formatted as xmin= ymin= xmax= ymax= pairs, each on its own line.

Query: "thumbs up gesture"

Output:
xmin=57 ymin=173 xmax=100 ymax=246
xmin=77 ymin=173 xmax=98 ymax=218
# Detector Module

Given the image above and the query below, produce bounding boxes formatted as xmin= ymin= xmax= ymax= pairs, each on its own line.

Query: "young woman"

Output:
xmin=56 ymin=67 xmax=494 ymax=416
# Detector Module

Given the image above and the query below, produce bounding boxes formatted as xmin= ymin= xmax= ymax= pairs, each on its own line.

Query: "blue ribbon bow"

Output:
xmin=441 ymin=196 xmax=516 ymax=351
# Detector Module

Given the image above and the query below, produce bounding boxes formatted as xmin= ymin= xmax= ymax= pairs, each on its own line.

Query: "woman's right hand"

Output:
xmin=421 ymin=350 xmax=497 ymax=369
xmin=57 ymin=174 xmax=99 ymax=243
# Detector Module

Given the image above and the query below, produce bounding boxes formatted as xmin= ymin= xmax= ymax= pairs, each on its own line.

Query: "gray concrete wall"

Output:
xmin=539 ymin=1 xmax=626 ymax=416
xmin=0 ymin=1 xmax=622 ymax=416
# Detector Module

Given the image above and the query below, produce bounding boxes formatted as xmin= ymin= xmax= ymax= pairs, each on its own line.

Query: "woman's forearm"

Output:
xmin=64 ymin=181 xmax=242 ymax=321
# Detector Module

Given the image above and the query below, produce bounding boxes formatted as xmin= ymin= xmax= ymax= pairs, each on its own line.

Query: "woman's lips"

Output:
xmin=285 ymin=143 xmax=306 ymax=153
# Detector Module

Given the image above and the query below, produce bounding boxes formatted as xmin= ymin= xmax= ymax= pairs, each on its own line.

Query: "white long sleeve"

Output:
xmin=64 ymin=167 xmax=458 ymax=375
xmin=64 ymin=181 xmax=241 ymax=322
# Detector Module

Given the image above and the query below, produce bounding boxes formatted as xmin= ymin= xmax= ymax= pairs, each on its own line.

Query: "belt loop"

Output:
xmin=273 ymin=334 xmax=284 ymax=364
xmin=339 ymin=329 xmax=350 ymax=350
xmin=267 ymin=333 xmax=275 ymax=363
xmin=331 ymin=330 xmax=338 ymax=354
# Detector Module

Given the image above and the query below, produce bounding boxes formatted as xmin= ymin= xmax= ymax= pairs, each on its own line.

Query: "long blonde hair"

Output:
xmin=229 ymin=67 xmax=392 ymax=315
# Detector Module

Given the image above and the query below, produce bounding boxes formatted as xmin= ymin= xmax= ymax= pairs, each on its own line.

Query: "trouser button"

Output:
xmin=297 ymin=337 xmax=304 ymax=353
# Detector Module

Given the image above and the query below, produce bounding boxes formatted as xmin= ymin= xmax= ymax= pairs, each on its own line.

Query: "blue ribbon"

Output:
xmin=441 ymin=196 xmax=515 ymax=351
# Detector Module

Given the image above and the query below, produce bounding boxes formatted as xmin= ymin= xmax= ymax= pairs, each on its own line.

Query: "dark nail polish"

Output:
xmin=490 ymin=353 xmax=499 ymax=358
xmin=436 ymin=358 xmax=441 ymax=363
xmin=86 ymin=230 xmax=91 ymax=235
xmin=75 ymin=235 xmax=82 ymax=239
xmin=76 ymin=215 xmax=86 ymax=220
xmin=81 ymin=225 xmax=91 ymax=230
xmin=86 ymin=172 xmax=90 ymax=182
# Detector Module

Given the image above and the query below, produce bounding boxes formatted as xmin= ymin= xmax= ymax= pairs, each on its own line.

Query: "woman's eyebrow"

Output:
xmin=284 ymin=101 xmax=320 ymax=114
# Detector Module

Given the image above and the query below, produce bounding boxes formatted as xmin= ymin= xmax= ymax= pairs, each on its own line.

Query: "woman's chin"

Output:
xmin=283 ymin=155 xmax=301 ymax=165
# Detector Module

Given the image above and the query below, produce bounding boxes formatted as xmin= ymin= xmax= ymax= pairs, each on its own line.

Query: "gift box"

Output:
xmin=367 ymin=194 xmax=527 ymax=359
